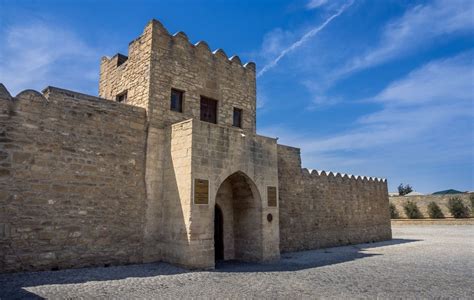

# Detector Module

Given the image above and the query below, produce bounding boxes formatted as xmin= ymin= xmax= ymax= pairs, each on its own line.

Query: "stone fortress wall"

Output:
xmin=0 ymin=19 xmax=391 ymax=273
xmin=0 ymin=85 xmax=147 ymax=272
xmin=278 ymin=145 xmax=392 ymax=252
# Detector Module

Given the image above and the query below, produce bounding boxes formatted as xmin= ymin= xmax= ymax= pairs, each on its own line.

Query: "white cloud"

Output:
xmin=301 ymin=0 xmax=474 ymax=110
xmin=256 ymin=90 xmax=268 ymax=110
xmin=255 ymin=1 xmax=474 ymax=191
xmin=259 ymin=28 xmax=297 ymax=59
xmin=257 ymin=0 xmax=354 ymax=78
xmin=336 ymin=0 xmax=474 ymax=78
xmin=0 ymin=22 xmax=102 ymax=95
xmin=369 ymin=53 xmax=473 ymax=107
xmin=303 ymin=80 xmax=343 ymax=109
xmin=306 ymin=0 xmax=328 ymax=10
xmin=260 ymin=52 xmax=474 ymax=188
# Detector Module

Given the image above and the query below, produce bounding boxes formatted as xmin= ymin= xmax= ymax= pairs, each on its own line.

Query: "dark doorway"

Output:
xmin=214 ymin=204 xmax=224 ymax=261
xmin=214 ymin=171 xmax=263 ymax=262
xmin=200 ymin=97 xmax=218 ymax=124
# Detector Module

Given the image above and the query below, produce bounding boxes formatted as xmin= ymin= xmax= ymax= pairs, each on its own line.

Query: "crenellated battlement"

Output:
xmin=276 ymin=144 xmax=387 ymax=184
xmin=0 ymin=83 xmax=145 ymax=118
xmin=99 ymin=18 xmax=258 ymax=132
xmin=277 ymin=144 xmax=391 ymax=253
xmin=101 ymin=19 xmax=255 ymax=74
xmin=149 ymin=19 xmax=255 ymax=71
xmin=0 ymin=84 xmax=50 ymax=105
xmin=301 ymin=168 xmax=387 ymax=183
xmin=0 ymin=83 xmax=13 ymax=101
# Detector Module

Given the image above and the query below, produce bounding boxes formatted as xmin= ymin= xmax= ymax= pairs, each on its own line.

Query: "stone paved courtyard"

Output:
xmin=1 ymin=225 xmax=473 ymax=299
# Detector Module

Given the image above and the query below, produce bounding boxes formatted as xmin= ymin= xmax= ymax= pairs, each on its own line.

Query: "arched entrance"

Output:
xmin=214 ymin=171 xmax=263 ymax=262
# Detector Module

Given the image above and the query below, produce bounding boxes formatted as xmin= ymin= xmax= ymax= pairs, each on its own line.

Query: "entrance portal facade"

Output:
xmin=155 ymin=119 xmax=280 ymax=269
xmin=214 ymin=172 xmax=264 ymax=262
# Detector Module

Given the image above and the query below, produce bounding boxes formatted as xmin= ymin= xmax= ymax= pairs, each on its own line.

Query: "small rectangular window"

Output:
xmin=116 ymin=91 xmax=127 ymax=103
xmin=233 ymin=107 xmax=242 ymax=128
xmin=200 ymin=97 xmax=218 ymax=124
xmin=171 ymin=89 xmax=184 ymax=112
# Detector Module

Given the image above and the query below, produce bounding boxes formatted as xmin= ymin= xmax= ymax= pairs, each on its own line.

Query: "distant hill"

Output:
xmin=432 ymin=189 xmax=464 ymax=195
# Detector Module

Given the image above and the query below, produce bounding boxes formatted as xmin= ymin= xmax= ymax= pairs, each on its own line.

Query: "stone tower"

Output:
xmin=99 ymin=19 xmax=280 ymax=269
xmin=99 ymin=19 xmax=257 ymax=132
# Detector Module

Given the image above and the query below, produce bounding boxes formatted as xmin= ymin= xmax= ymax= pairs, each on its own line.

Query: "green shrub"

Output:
xmin=403 ymin=201 xmax=423 ymax=219
xmin=447 ymin=197 xmax=470 ymax=218
xmin=389 ymin=203 xmax=399 ymax=219
xmin=427 ymin=202 xmax=444 ymax=219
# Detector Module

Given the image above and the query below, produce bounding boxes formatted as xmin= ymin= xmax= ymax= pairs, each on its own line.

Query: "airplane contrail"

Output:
xmin=257 ymin=0 xmax=355 ymax=78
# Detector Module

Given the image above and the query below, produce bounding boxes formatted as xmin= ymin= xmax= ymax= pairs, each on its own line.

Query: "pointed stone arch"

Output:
xmin=214 ymin=171 xmax=263 ymax=262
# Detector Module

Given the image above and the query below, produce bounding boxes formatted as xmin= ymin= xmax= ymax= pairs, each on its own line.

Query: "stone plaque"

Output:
xmin=194 ymin=179 xmax=209 ymax=205
xmin=267 ymin=186 xmax=277 ymax=207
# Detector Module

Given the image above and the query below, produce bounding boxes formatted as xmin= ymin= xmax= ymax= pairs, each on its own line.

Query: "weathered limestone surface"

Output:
xmin=278 ymin=145 xmax=392 ymax=252
xmin=190 ymin=119 xmax=280 ymax=267
xmin=98 ymin=20 xmax=273 ymax=269
xmin=146 ymin=21 xmax=257 ymax=132
xmin=156 ymin=120 xmax=194 ymax=267
xmin=156 ymin=119 xmax=279 ymax=269
xmin=0 ymin=86 xmax=147 ymax=272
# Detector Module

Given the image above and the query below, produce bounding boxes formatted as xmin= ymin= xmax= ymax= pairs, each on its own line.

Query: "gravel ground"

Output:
xmin=1 ymin=225 xmax=473 ymax=299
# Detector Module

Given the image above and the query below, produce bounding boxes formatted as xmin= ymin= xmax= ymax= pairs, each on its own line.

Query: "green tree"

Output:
xmin=403 ymin=201 xmax=423 ymax=219
xmin=398 ymin=183 xmax=413 ymax=196
xmin=447 ymin=197 xmax=470 ymax=218
xmin=389 ymin=203 xmax=399 ymax=219
xmin=427 ymin=202 xmax=444 ymax=219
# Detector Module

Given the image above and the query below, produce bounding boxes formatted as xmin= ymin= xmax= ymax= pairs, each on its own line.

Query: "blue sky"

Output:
xmin=1 ymin=0 xmax=473 ymax=193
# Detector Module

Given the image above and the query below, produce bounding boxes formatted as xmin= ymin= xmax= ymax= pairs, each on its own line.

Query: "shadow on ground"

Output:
xmin=0 ymin=238 xmax=419 ymax=299
xmin=0 ymin=263 xmax=189 ymax=299
xmin=215 ymin=238 xmax=420 ymax=273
